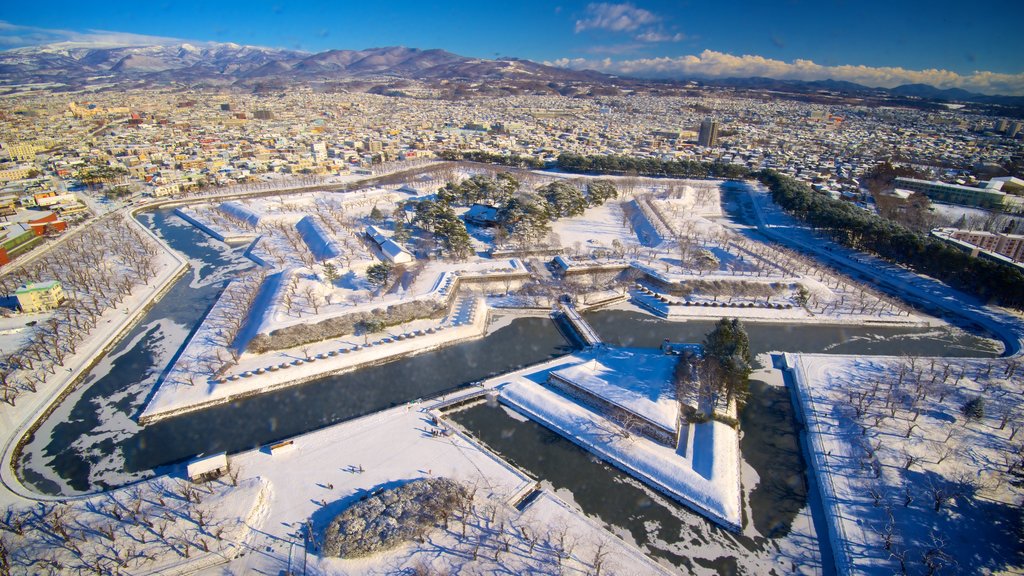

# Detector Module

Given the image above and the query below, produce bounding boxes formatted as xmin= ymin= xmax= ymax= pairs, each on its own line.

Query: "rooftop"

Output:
xmin=549 ymin=348 xmax=679 ymax=431
xmin=15 ymin=280 xmax=61 ymax=293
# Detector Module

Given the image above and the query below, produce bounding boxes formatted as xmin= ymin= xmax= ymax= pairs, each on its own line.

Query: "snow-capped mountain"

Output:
xmin=0 ymin=42 xmax=609 ymax=88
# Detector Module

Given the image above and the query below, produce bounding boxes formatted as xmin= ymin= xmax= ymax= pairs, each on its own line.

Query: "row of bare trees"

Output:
xmin=834 ymin=355 xmax=1024 ymax=574
xmin=0 ymin=473 xmax=246 ymax=575
xmin=0 ymin=214 xmax=162 ymax=406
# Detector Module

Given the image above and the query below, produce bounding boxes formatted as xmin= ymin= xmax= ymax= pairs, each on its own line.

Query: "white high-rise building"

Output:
xmin=311 ymin=141 xmax=327 ymax=162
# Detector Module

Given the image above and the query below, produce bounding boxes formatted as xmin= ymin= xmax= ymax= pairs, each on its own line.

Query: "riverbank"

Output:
xmin=0 ymin=215 xmax=189 ymax=504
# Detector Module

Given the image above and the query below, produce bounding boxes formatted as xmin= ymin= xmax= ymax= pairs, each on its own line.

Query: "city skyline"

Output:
xmin=2 ymin=0 xmax=1024 ymax=95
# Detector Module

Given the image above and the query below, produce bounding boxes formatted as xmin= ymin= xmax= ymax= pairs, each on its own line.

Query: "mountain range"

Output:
xmin=0 ymin=42 xmax=609 ymax=89
xmin=1 ymin=41 xmax=1020 ymax=107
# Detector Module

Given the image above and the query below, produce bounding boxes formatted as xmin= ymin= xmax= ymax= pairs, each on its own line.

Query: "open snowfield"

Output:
xmin=787 ymin=353 xmax=1024 ymax=575
xmin=204 ymin=391 xmax=672 ymax=576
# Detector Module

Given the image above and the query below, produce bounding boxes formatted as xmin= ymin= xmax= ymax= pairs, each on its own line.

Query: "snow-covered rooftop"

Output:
xmin=549 ymin=348 xmax=679 ymax=431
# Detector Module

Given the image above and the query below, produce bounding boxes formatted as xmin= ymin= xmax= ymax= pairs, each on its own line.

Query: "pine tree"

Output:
xmin=369 ymin=205 xmax=384 ymax=222
xmin=393 ymin=219 xmax=411 ymax=243
xmin=702 ymin=318 xmax=752 ymax=408
xmin=961 ymin=396 xmax=985 ymax=421
xmin=366 ymin=262 xmax=393 ymax=291
xmin=322 ymin=262 xmax=340 ymax=285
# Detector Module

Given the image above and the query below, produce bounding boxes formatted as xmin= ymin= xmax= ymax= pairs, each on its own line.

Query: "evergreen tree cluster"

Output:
xmin=496 ymin=194 xmax=552 ymax=246
xmin=437 ymin=173 xmax=519 ymax=206
xmin=414 ymin=172 xmax=620 ymax=252
xmin=438 ymin=149 xmax=545 ymax=169
xmin=366 ymin=261 xmax=394 ymax=290
xmin=556 ymin=153 xmax=751 ymax=179
xmin=702 ymin=318 xmax=753 ymax=407
xmin=759 ymin=170 xmax=1024 ymax=309
xmin=539 ymin=181 xmax=587 ymax=217
xmin=412 ymin=199 xmax=473 ymax=259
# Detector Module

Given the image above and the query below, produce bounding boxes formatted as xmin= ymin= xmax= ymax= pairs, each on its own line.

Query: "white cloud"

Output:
xmin=0 ymin=20 xmax=207 ymax=50
xmin=635 ymin=31 xmax=685 ymax=43
xmin=575 ymin=3 xmax=659 ymax=33
xmin=546 ymin=49 xmax=1024 ymax=96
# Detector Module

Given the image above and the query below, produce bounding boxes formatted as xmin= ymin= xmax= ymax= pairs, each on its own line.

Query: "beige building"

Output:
xmin=0 ymin=165 xmax=35 ymax=183
xmin=15 ymin=280 xmax=64 ymax=313
xmin=949 ymin=230 xmax=1024 ymax=262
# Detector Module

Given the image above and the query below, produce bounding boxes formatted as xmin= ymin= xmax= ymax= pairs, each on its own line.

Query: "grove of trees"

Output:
xmin=673 ymin=318 xmax=752 ymax=418
xmin=758 ymin=170 xmax=1024 ymax=308
xmin=556 ymin=153 xmax=751 ymax=179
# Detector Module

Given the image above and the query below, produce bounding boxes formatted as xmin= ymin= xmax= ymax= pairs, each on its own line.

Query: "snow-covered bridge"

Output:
xmin=554 ymin=299 xmax=603 ymax=347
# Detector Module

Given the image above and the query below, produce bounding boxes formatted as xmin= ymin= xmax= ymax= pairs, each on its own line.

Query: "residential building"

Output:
xmin=3 ymin=143 xmax=44 ymax=162
xmin=15 ymin=280 xmax=64 ymax=313
xmin=944 ymin=229 xmax=1024 ymax=263
xmin=0 ymin=195 xmax=17 ymax=217
xmin=311 ymin=141 xmax=327 ymax=162
xmin=0 ymin=165 xmax=35 ymax=183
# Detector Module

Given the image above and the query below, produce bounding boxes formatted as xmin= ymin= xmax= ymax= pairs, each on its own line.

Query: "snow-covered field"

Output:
xmin=207 ymin=390 xmax=673 ymax=576
xmin=788 ymin=353 xmax=1024 ymax=575
xmin=0 ymin=475 xmax=268 ymax=575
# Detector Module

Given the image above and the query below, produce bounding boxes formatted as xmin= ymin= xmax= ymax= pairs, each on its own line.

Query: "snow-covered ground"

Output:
xmin=549 ymin=348 xmax=680 ymax=433
xmin=787 ymin=352 xmax=1024 ymax=575
xmin=0 ymin=474 xmax=269 ymax=576
xmin=206 ymin=390 xmax=672 ymax=576
xmin=154 ymin=174 xmax=944 ymax=428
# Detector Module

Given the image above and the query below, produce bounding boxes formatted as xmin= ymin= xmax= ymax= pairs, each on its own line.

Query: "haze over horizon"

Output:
xmin=1 ymin=0 xmax=1023 ymax=95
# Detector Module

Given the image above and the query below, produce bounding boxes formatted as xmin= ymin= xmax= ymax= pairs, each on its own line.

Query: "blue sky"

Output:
xmin=2 ymin=1 xmax=1024 ymax=93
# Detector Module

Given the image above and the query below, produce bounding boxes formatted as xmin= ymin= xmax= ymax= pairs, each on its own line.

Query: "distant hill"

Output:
xmin=701 ymin=76 xmax=1024 ymax=107
xmin=0 ymin=42 xmax=613 ymax=90
xmin=1 ymin=41 xmax=1021 ymax=106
